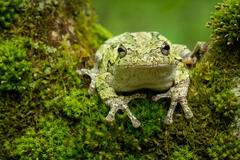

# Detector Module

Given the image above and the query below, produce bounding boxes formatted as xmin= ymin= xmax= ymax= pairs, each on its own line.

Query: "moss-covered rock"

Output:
xmin=0 ymin=0 xmax=111 ymax=159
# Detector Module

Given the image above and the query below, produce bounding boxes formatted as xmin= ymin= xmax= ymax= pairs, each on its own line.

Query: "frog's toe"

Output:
xmin=88 ymin=87 xmax=96 ymax=95
xmin=152 ymin=95 xmax=159 ymax=101
xmin=105 ymin=114 xmax=115 ymax=122
xmin=164 ymin=117 xmax=173 ymax=125
xmin=152 ymin=92 xmax=171 ymax=101
xmin=132 ymin=119 xmax=141 ymax=128
xmin=185 ymin=111 xmax=193 ymax=119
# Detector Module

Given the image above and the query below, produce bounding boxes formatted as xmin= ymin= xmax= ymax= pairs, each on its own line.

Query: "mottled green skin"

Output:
xmin=95 ymin=32 xmax=189 ymax=100
xmin=79 ymin=32 xmax=193 ymax=127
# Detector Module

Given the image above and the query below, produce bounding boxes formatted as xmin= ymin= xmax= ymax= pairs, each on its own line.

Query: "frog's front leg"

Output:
xmin=152 ymin=89 xmax=178 ymax=125
xmin=152 ymin=63 xmax=193 ymax=125
xmin=166 ymin=81 xmax=193 ymax=125
xmin=96 ymin=73 xmax=145 ymax=128
xmin=152 ymin=81 xmax=193 ymax=125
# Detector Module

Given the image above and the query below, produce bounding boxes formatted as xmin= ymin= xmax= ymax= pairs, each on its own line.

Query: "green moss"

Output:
xmin=9 ymin=89 xmax=167 ymax=159
xmin=45 ymin=88 xmax=92 ymax=119
xmin=170 ymin=145 xmax=199 ymax=160
xmin=207 ymin=0 xmax=240 ymax=49
xmin=0 ymin=0 xmax=28 ymax=28
xmin=74 ymin=97 xmax=166 ymax=159
xmin=90 ymin=24 xmax=112 ymax=50
xmin=0 ymin=37 xmax=31 ymax=92
xmin=207 ymin=133 xmax=240 ymax=160
xmin=0 ymin=1 xmax=105 ymax=158
xmin=10 ymin=115 xmax=75 ymax=160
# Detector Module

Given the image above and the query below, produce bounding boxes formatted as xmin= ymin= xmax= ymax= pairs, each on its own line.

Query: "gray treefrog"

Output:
xmin=78 ymin=32 xmax=206 ymax=128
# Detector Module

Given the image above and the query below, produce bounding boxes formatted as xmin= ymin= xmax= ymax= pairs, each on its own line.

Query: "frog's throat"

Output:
xmin=111 ymin=64 xmax=176 ymax=92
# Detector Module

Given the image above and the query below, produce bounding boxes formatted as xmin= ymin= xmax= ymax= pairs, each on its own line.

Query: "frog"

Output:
xmin=77 ymin=32 xmax=207 ymax=128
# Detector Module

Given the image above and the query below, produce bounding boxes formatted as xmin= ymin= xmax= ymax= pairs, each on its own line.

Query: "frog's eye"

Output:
xmin=161 ymin=42 xmax=170 ymax=56
xmin=117 ymin=44 xmax=127 ymax=58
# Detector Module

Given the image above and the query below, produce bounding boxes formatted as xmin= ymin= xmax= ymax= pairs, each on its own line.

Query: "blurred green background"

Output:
xmin=90 ymin=0 xmax=219 ymax=49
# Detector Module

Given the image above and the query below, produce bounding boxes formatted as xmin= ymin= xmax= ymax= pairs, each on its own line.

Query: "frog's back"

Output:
xmin=105 ymin=32 xmax=168 ymax=47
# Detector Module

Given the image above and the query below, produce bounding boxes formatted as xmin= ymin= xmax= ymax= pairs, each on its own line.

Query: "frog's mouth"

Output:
xmin=116 ymin=63 xmax=174 ymax=68
xmin=111 ymin=64 xmax=176 ymax=92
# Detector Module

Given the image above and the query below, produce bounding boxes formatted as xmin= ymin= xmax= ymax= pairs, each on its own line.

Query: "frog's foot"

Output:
xmin=152 ymin=91 xmax=171 ymax=102
xmin=123 ymin=104 xmax=141 ymax=128
xmin=123 ymin=94 xmax=145 ymax=128
xmin=164 ymin=117 xmax=173 ymax=125
xmin=165 ymin=101 xmax=177 ymax=125
xmin=105 ymin=97 xmax=141 ymax=128
xmin=77 ymin=67 xmax=99 ymax=94
xmin=179 ymin=98 xmax=193 ymax=119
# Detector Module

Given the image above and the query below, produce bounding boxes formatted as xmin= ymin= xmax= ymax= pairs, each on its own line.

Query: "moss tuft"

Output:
xmin=0 ymin=0 xmax=28 ymax=28
xmin=10 ymin=115 xmax=75 ymax=160
xmin=207 ymin=0 xmax=240 ymax=49
xmin=0 ymin=37 xmax=31 ymax=92
xmin=207 ymin=133 xmax=240 ymax=160
xmin=170 ymin=145 xmax=199 ymax=160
